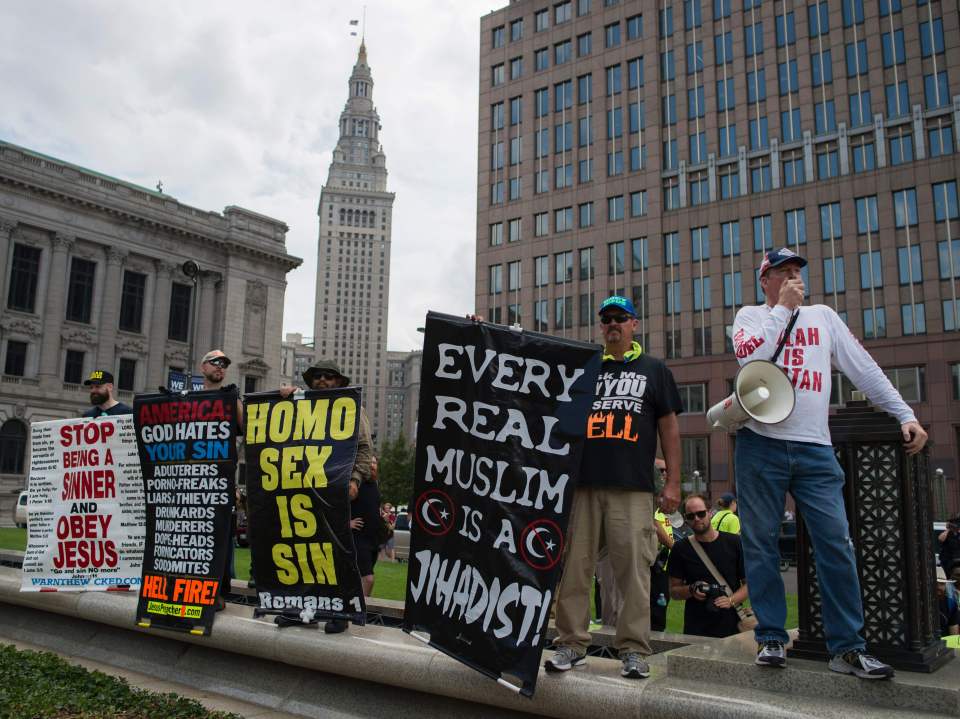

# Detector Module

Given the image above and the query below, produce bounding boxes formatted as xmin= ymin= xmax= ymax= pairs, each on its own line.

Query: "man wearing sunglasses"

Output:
xmin=733 ymin=248 xmax=927 ymax=678
xmin=546 ymin=295 xmax=682 ymax=680
xmin=668 ymin=494 xmax=747 ymax=638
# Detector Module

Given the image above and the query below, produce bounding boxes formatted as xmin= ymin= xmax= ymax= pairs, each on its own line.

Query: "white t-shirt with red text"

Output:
xmin=732 ymin=303 xmax=916 ymax=445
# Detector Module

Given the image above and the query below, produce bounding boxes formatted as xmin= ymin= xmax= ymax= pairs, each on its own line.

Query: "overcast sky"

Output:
xmin=0 ymin=0 xmax=496 ymax=352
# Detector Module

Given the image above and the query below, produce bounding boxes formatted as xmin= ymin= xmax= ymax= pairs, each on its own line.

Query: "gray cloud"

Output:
xmin=0 ymin=0 xmax=488 ymax=352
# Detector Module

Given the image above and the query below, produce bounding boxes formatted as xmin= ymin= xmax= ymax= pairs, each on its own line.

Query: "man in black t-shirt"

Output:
xmin=82 ymin=370 xmax=132 ymax=417
xmin=669 ymin=494 xmax=748 ymax=639
xmin=546 ymin=295 xmax=683 ymax=681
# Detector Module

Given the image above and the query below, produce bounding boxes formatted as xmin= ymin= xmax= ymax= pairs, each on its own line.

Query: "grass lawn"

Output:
xmin=4 ymin=530 xmax=799 ymax=632
xmin=0 ymin=643 xmax=241 ymax=718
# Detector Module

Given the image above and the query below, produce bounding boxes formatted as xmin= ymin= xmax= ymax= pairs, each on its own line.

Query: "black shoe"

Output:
xmin=324 ymin=618 xmax=348 ymax=634
xmin=755 ymin=640 xmax=786 ymax=667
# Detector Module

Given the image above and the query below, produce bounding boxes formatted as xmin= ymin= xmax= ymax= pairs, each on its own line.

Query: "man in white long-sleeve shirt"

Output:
xmin=733 ymin=248 xmax=927 ymax=680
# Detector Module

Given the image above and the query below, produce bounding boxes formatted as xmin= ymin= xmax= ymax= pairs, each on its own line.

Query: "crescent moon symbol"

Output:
xmin=525 ymin=527 xmax=550 ymax=559
xmin=421 ymin=497 xmax=443 ymax=528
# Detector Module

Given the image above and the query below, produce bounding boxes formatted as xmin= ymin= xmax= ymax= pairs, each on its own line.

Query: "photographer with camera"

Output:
xmin=940 ymin=518 xmax=960 ymax=582
xmin=669 ymin=494 xmax=749 ymax=638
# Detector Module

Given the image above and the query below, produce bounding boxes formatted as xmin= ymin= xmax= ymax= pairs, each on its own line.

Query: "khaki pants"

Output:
xmin=555 ymin=487 xmax=657 ymax=654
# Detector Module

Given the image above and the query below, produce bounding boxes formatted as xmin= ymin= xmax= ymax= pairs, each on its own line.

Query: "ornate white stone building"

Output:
xmin=313 ymin=42 xmax=394 ymax=445
xmin=383 ymin=349 xmax=421 ymax=445
xmin=0 ymin=140 xmax=301 ymax=524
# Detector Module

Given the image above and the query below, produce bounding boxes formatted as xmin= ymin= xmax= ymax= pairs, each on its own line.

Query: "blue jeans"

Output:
xmin=735 ymin=428 xmax=865 ymax=655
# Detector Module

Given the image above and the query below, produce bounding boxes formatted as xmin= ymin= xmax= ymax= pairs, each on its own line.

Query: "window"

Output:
xmin=555 ymin=121 xmax=572 ymax=152
xmin=607 ymin=65 xmax=622 ymax=95
xmin=940 ymin=239 xmax=960 ymax=279
xmin=934 ymin=181 xmax=959 ymax=222
xmin=925 ymin=71 xmax=949 ymax=109
xmin=580 ymin=247 xmax=595 ymax=280
xmin=945 ymin=300 xmax=960 ymax=332
xmin=659 ymin=6 xmax=674 ymax=37
xmin=749 ymin=117 xmax=769 ymax=150
xmin=555 ymin=207 xmax=574 ymax=232
xmin=809 ymin=2 xmax=829 ymax=36
xmin=863 ymin=307 xmax=887 ymax=338
xmin=579 ymin=158 xmax=593 ymax=182
xmin=811 ymin=50 xmax=833 ymax=86
xmin=685 ymin=0 xmax=703 ymax=28
xmin=507 ymin=260 xmax=522 ymax=292
xmin=779 ymin=60 xmax=798 ymax=95
xmin=688 ymin=87 xmax=705 ymax=121
xmin=491 ymin=141 xmax=504 ymax=170
xmin=723 ymin=272 xmax=742 ymax=306
xmin=535 ymin=256 xmax=549 ymax=287
xmin=747 ymin=69 xmax=766 ymax=103
xmin=661 ymin=51 xmax=675 ymax=81
xmin=777 ymin=11 xmax=796 ymax=46
xmin=64 ymin=349 xmax=84 ymax=384
xmin=753 ymin=215 xmax=773 ymax=251
xmin=492 ymin=26 xmax=505 ymax=48
xmin=663 ymin=94 xmax=677 ymax=126
xmin=849 ymin=91 xmax=871 ymax=127
xmin=716 ymin=31 xmax=733 ymax=65
xmin=555 ymin=40 xmax=572 ymax=64
xmin=890 ymin=127 xmax=913 ymax=165
xmin=0 ymin=420 xmax=27 ymax=474
xmin=632 ymin=238 xmax=649 ymax=270
xmin=578 ymin=74 xmax=592 ymax=104
xmin=928 ymin=122 xmax=954 ymax=158
xmin=691 ymin=227 xmax=710 ymax=261
xmin=4 ymin=340 xmax=27 ymax=377
xmin=783 ymin=151 xmax=805 ymax=186
xmin=628 ymin=58 xmax=644 ymax=89
xmin=859 ymin=251 xmax=883 ymax=289
xmin=718 ymin=124 xmax=736 ymax=156
xmin=578 ymin=0 xmax=591 ymax=14
xmin=664 ymin=232 xmax=680 ymax=265
xmin=511 ymin=18 xmax=523 ymax=41
xmin=607 ymin=150 xmax=624 ymax=176
xmin=579 ymin=202 xmax=594 ymax=227
xmin=842 ymin=0 xmax=863 ymax=26
xmin=882 ymin=30 xmax=904 ymax=67
xmin=879 ymin=0 xmax=901 ymax=16
xmin=665 ymin=330 xmax=681 ymax=359
xmin=609 ymin=241 xmax=625 ymax=275
xmin=678 ymin=384 xmax=707 ymax=413
xmin=664 ymin=178 xmax=681 ymax=208
xmin=66 ymin=257 xmax=96 ymax=324
xmin=897 ymin=245 xmax=922 ymax=285
xmin=7 ymin=243 xmax=41 ymax=312
xmin=627 ymin=14 xmax=643 ymax=39
xmin=555 ymin=1 xmax=572 ymax=23
xmin=577 ymin=116 xmax=591 ymax=146
xmin=785 ymin=209 xmax=807 ymax=246
xmin=823 ymin=256 xmax=846 ymax=294
xmin=555 ymin=251 xmax=574 ymax=282
xmin=693 ymin=277 xmax=711 ymax=310
xmin=118 ymin=271 xmax=146 ymax=333
xmin=509 ymin=177 xmax=521 ymax=200
xmin=717 ymin=78 xmax=735 ymax=112
xmin=715 ymin=0 xmax=731 ymax=17
xmin=535 ymin=48 xmax=549 ymax=71
xmin=168 ymin=282 xmax=192 ymax=341
xmin=846 ymin=40 xmax=867 ymax=77
xmin=555 ymin=162 xmax=573 ymax=187
xmin=722 ymin=222 xmax=740 ymax=256
xmin=745 ymin=22 xmax=764 ymax=56
xmin=686 ymin=42 xmax=704 ymax=74
xmin=510 ymin=56 xmax=523 ymax=80
xmin=491 ymin=181 xmax=504 ymax=204
xmin=489 ymin=265 xmax=503 ymax=294
xmin=492 ymin=63 xmax=505 ymax=87
xmin=117 ymin=358 xmax=136 ymax=392
xmin=555 ymin=297 xmax=573 ymax=329
xmin=608 ymin=195 xmax=624 ymax=221
xmin=492 ymin=102 xmax=505 ymax=131
xmin=820 ymin=202 xmax=842 ymax=240
xmin=534 ymin=213 xmax=549 ymax=237
xmin=605 ymin=22 xmax=621 ymax=48
xmin=815 ymin=100 xmax=836 ymax=134
xmin=578 ymin=32 xmax=592 ymax=56
xmin=920 ymin=19 xmax=945 ymax=57
xmin=631 ymin=191 xmax=647 ymax=217
xmin=689 ymin=131 xmax=707 ymax=163
xmin=663 ymin=138 xmax=678 ymax=170
xmin=885 ymin=81 xmax=909 ymax=117
xmin=508 ymin=218 xmax=521 ymax=243
xmin=665 ymin=280 xmax=681 ymax=314
xmin=893 ymin=188 xmax=917 ymax=228
xmin=490 ymin=222 xmax=503 ymax=247
xmin=689 ymin=173 xmax=709 ymax=205
xmin=883 ymin=367 xmax=924 ymax=403
xmin=555 ymin=80 xmax=573 ymax=112
xmin=535 ymin=8 xmax=549 ymax=31
xmin=851 ymin=136 xmax=875 ymax=172
xmin=856 ymin=196 xmax=878 ymax=234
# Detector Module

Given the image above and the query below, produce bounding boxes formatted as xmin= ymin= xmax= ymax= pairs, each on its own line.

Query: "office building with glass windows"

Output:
xmin=477 ymin=0 xmax=960 ymax=509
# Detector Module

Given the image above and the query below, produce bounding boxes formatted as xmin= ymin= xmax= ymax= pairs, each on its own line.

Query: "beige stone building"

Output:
xmin=383 ymin=349 xmax=422 ymax=445
xmin=279 ymin=332 xmax=316 ymax=386
xmin=0 ymin=140 xmax=300 ymax=524
xmin=313 ymin=42 xmax=394 ymax=446
xmin=477 ymin=0 xmax=960 ymax=511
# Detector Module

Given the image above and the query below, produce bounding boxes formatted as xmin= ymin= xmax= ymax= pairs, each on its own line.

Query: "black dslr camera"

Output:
xmin=693 ymin=581 xmax=727 ymax=611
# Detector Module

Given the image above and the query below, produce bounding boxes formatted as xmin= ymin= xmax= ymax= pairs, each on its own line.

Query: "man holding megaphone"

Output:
xmin=731 ymin=248 xmax=927 ymax=680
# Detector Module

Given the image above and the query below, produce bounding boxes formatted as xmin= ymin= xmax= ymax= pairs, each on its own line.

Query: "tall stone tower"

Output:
xmin=314 ymin=41 xmax=394 ymax=446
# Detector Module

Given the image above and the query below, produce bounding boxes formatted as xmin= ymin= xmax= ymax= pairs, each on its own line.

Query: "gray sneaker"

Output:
xmin=755 ymin=640 xmax=786 ymax=667
xmin=544 ymin=646 xmax=586 ymax=672
xmin=828 ymin=650 xmax=894 ymax=680
xmin=620 ymin=652 xmax=650 ymax=679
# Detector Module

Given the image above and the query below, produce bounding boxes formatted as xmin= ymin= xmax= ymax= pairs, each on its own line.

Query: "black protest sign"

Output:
xmin=402 ymin=312 xmax=601 ymax=697
xmin=244 ymin=388 xmax=365 ymax=623
xmin=133 ymin=389 xmax=238 ymax=635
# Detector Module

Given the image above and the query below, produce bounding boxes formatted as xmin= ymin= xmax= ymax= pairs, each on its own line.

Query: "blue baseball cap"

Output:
xmin=598 ymin=295 xmax=636 ymax=316
xmin=759 ymin=247 xmax=807 ymax=277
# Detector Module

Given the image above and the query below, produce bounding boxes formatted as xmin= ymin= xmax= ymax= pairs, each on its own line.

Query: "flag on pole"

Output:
xmin=349 ymin=19 xmax=359 ymax=25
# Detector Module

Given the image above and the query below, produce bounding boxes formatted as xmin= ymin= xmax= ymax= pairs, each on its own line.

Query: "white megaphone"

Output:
xmin=706 ymin=360 xmax=796 ymax=431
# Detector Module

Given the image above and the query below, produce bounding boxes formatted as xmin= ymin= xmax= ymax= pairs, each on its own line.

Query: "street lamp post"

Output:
xmin=181 ymin=261 xmax=201 ymax=387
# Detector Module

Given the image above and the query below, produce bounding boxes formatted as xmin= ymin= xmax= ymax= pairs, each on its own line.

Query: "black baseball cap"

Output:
xmin=83 ymin=369 xmax=114 ymax=386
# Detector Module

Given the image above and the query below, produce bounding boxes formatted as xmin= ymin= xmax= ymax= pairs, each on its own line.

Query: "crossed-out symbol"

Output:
xmin=414 ymin=489 xmax=456 ymax=537
xmin=519 ymin=519 xmax=564 ymax=571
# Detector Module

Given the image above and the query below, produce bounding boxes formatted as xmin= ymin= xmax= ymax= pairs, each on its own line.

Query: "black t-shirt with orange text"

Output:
xmin=579 ymin=353 xmax=683 ymax=491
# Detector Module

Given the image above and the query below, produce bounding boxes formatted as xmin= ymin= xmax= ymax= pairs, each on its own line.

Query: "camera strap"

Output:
xmin=770 ymin=309 xmax=801 ymax=365
xmin=688 ymin=536 xmax=751 ymax=622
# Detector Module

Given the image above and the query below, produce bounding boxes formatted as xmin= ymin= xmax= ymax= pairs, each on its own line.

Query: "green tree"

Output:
xmin=378 ymin=434 xmax=416 ymax=505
